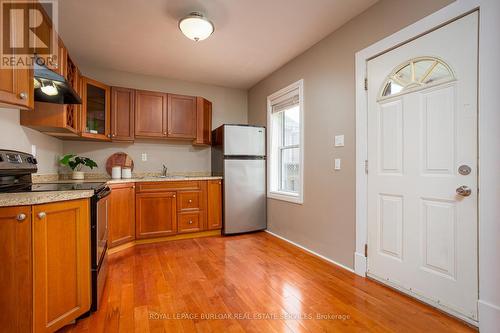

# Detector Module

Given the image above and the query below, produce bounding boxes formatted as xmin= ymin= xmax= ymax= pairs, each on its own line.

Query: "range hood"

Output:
xmin=33 ymin=61 xmax=82 ymax=105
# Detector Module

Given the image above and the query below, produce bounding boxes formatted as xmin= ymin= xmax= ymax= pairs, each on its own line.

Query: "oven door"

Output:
xmin=96 ymin=187 xmax=110 ymax=266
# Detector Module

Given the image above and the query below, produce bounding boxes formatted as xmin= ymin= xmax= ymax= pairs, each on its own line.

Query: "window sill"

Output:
xmin=268 ymin=191 xmax=303 ymax=204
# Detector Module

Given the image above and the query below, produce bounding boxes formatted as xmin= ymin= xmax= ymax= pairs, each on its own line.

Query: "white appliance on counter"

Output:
xmin=212 ymin=124 xmax=267 ymax=235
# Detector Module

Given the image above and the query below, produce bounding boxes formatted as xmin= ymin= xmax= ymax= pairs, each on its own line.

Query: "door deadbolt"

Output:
xmin=458 ymin=165 xmax=471 ymax=175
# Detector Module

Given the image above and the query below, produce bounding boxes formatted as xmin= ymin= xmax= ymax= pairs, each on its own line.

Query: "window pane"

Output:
xmin=280 ymin=147 xmax=300 ymax=193
xmin=283 ymin=105 xmax=300 ymax=146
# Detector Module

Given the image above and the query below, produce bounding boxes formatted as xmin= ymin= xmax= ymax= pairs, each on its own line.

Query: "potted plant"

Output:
xmin=59 ymin=154 xmax=98 ymax=180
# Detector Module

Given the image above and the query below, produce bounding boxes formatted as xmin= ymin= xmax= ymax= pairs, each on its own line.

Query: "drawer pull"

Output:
xmin=37 ymin=212 xmax=46 ymax=219
xmin=188 ymin=199 xmax=193 ymax=203
xmin=16 ymin=213 xmax=26 ymax=222
xmin=188 ymin=220 xmax=193 ymax=224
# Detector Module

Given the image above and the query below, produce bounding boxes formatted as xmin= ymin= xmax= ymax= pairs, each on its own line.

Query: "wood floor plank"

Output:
xmin=58 ymin=232 xmax=476 ymax=333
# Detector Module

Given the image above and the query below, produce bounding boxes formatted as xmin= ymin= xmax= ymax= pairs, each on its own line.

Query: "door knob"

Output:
xmin=456 ymin=185 xmax=472 ymax=197
xmin=19 ymin=92 xmax=28 ymax=100
xmin=37 ymin=212 xmax=47 ymax=219
xmin=16 ymin=213 xmax=26 ymax=222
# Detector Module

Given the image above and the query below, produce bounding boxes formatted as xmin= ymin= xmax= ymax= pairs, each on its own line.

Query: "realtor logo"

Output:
xmin=0 ymin=0 xmax=58 ymax=68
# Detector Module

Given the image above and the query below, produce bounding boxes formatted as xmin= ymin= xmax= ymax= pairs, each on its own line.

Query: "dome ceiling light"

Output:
xmin=178 ymin=12 xmax=214 ymax=42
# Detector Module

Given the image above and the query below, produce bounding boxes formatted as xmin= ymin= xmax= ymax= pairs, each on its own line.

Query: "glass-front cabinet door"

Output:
xmin=81 ymin=76 xmax=111 ymax=140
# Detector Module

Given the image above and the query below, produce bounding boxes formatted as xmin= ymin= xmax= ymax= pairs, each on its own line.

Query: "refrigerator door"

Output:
xmin=224 ymin=159 xmax=266 ymax=234
xmin=224 ymin=125 xmax=265 ymax=157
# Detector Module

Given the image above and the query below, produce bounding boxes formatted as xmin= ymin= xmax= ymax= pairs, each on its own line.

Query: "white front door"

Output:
xmin=367 ymin=12 xmax=478 ymax=321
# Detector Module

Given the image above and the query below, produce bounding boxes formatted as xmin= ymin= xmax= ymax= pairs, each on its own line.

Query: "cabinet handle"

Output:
xmin=173 ymin=195 xmax=176 ymax=198
xmin=188 ymin=220 xmax=193 ymax=224
xmin=132 ymin=185 xmax=135 ymax=189
xmin=188 ymin=199 xmax=192 ymax=203
xmin=37 ymin=212 xmax=46 ymax=219
xmin=19 ymin=92 xmax=28 ymax=100
xmin=16 ymin=213 xmax=26 ymax=222
xmin=163 ymin=132 xmax=167 ymax=135
xmin=218 ymin=182 xmax=221 ymax=185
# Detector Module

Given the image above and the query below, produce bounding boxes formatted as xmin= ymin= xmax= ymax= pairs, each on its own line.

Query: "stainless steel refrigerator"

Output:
xmin=212 ymin=124 xmax=267 ymax=235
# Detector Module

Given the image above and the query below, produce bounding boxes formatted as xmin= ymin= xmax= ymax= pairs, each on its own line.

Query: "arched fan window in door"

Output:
xmin=380 ymin=57 xmax=455 ymax=98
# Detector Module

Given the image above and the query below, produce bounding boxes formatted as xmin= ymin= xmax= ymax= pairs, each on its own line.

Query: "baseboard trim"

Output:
xmin=108 ymin=230 xmax=221 ymax=254
xmin=354 ymin=251 xmax=367 ymax=277
xmin=479 ymin=300 xmax=500 ymax=332
xmin=265 ymin=230 xmax=355 ymax=273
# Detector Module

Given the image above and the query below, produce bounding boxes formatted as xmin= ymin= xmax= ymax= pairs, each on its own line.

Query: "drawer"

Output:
xmin=136 ymin=181 xmax=200 ymax=193
xmin=177 ymin=213 xmax=201 ymax=233
xmin=178 ymin=191 xmax=201 ymax=211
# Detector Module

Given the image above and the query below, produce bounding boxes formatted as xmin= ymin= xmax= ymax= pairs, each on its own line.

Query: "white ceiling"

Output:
xmin=58 ymin=0 xmax=377 ymax=89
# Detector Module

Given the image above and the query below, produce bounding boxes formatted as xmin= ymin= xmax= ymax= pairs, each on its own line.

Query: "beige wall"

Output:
xmin=64 ymin=66 xmax=248 ymax=175
xmin=248 ymin=0 xmax=453 ymax=268
xmin=0 ymin=108 xmax=63 ymax=174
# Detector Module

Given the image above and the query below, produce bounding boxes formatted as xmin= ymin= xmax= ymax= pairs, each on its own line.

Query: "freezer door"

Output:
xmin=224 ymin=159 xmax=266 ymax=234
xmin=224 ymin=125 xmax=265 ymax=157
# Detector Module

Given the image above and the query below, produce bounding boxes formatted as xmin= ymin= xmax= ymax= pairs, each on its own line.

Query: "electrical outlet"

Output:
xmin=334 ymin=135 xmax=345 ymax=147
xmin=141 ymin=153 xmax=147 ymax=162
xmin=334 ymin=158 xmax=341 ymax=170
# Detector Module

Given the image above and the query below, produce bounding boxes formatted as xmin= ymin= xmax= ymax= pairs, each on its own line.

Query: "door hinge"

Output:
xmin=364 ymin=78 xmax=368 ymax=91
xmin=364 ymin=160 xmax=368 ymax=174
xmin=364 ymin=244 xmax=368 ymax=257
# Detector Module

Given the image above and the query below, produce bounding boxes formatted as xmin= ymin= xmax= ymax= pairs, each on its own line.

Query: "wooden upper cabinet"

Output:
xmin=136 ymin=191 xmax=177 ymax=239
xmin=167 ymin=94 xmax=197 ymax=139
xmin=0 ymin=67 xmax=34 ymax=110
xmin=0 ymin=1 xmax=34 ymax=110
xmin=135 ymin=90 xmax=167 ymax=138
xmin=207 ymin=180 xmax=223 ymax=230
xmin=111 ymin=87 xmax=135 ymax=141
xmin=194 ymin=97 xmax=212 ymax=145
xmin=0 ymin=206 xmax=32 ymax=333
xmin=81 ymin=76 xmax=111 ymax=141
xmin=109 ymin=183 xmax=136 ymax=247
xmin=33 ymin=199 xmax=91 ymax=333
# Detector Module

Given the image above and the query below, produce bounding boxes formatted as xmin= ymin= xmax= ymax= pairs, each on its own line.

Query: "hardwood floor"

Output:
xmin=59 ymin=232 xmax=475 ymax=333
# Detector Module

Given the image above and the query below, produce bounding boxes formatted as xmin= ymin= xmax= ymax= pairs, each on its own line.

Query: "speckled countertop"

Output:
xmin=0 ymin=190 xmax=95 ymax=207
xmin=0 ymin=176 xmax=223 ymax=207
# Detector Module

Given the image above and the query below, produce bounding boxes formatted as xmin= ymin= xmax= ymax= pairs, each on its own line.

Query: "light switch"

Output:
xmin=334 ymin=135 xmax=345 ymax=147
xmin=334 ymin=158 xmax=341 ymax=170
xmin=141 ymin=153 xmax=147 ymax=162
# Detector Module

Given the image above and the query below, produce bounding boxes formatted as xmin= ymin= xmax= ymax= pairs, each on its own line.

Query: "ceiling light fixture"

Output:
xmin=179 ymin=12 xmax=214 ymax=42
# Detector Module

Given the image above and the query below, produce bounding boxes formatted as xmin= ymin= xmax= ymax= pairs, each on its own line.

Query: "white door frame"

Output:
xmin=355 ymin=0 xmax=500 ymax=331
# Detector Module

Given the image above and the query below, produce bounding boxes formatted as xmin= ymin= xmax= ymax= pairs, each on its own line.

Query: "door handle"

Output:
xmin=456 ymin=185 xmax=472 ymax=197
xmin=16 ymin=213 xmax=26 ymax=222
xmin=37 ymin=212 xmax=47 ymax=219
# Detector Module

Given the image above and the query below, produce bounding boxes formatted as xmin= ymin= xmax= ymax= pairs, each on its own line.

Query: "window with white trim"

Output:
xmin=267 ymin=79 xmax=304 ymax=204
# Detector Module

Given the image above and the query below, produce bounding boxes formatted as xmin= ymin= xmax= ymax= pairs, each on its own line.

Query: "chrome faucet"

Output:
xmin=162 ymin=164 xmax=168 ymax=177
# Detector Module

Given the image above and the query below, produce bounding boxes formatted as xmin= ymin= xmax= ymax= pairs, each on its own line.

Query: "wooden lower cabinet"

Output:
xmin=109 ymin=183 xmax=136 ymax=247
xmin=0 ymin=206 xmax=32 ymax=333
xmin=136 ymin=191 xmax=177 ymax=239
xmin=207 ymin=180 xmax=223 ymax=230
xmin=33 ymin=199 xmax=91 ymax=333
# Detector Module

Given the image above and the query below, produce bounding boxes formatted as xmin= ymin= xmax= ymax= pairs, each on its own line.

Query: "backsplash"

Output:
xmin=62 ymin=140 xmax=211 ymax=175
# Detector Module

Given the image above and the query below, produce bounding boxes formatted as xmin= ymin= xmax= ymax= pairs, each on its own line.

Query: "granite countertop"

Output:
xmin=34 ymin=176 xmax=223 ymax=185
xmin=0 ymin=190 xmax=95 ymax=207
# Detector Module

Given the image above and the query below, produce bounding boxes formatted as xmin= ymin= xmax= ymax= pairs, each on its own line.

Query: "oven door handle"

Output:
xmin=96 ymin=186 xmax=111 ymax=199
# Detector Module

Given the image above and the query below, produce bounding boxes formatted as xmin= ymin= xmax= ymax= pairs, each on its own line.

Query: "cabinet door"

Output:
xmin=194 ymin=97 xmax=212 ymax=145
xmin=109 ymin=183 xmax=136 ymax=247
xmin=136 ymin=192 xmax=177 ymax=239
xmin=0 ymin=206 xmax=32 ymax=333
xmin=207 ymin=180 xmax=223 ymax=230
xmin=81 ymin=76 xmax=111 ymax=140
xmin=0 ymin=68 xmax=33 ymax=109
xmin=135 ymin=90 xmax=167 ymax=138
xmin=111 ymin=87 xmax=135 ymax=141
xmin=167 ymin=94 xmax=196 ymax=139
xmin=33 ymin=199 xmax=91 ymax=333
